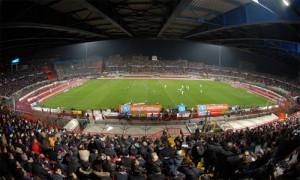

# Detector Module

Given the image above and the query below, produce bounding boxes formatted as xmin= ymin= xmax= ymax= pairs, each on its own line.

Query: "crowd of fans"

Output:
xmin=55 ymin=58 xmax=102 ymax=80
xmin=1 ymin=100 xmax=299 ymax=179
xmin=0 ymin=65 xmax=47 ymax=97
xmin=104 ymin=55 xmax=187 ymax=75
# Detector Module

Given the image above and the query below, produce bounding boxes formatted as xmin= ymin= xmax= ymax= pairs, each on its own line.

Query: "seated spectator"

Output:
xmin=77 ymin=161 xmax=92 ymax=179
xmin=146 ymin=152 xmax=165 ymax=179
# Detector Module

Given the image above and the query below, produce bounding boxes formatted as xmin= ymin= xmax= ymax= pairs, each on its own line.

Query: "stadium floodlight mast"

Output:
xmin=85 ymin=43 xmax=88 ymax=62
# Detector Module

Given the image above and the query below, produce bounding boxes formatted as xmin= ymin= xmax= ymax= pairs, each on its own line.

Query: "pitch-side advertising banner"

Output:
xmin=119 ymin=104 xmax=162 ymax=114
xmin=197 ymin=104 xmax=229 ymax=116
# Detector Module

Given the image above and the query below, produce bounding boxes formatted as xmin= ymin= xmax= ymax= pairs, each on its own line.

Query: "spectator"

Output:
xmin=31 ymin=138 xmax=41 ymax=155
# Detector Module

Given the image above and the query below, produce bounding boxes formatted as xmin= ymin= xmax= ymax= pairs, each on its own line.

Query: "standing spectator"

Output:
xmin=31 ymin=138 xmax=41 ymax=155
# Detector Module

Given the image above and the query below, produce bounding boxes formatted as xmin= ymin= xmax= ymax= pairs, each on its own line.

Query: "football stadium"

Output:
xmin=1 ymin=0 xmax=300 ymax=179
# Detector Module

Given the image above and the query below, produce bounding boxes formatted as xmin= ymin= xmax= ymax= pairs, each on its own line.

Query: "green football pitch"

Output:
xmin=42 ymin=79 xmax=271 ymax=109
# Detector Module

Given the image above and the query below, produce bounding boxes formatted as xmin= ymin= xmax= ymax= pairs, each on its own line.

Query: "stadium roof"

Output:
xmin=0 ymin=0 xmax=300 ymax=61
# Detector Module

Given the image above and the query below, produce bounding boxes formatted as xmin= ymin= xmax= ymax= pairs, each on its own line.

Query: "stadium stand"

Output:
xmin=55 ymin=58 xmax=103 ymax=80
xmin=0 ymin=65 xmax=47 ymax=97
xmin=0 ymin=101 xmax=299 ymax=179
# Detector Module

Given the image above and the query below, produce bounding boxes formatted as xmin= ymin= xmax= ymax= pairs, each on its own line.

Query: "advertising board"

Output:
xmin=197 ymin=104 xmax=229 ymax=116
xmin=119 ymin=104 xmax=162 ymax=114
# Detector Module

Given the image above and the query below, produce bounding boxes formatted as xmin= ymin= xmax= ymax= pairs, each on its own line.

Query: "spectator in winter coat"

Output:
xmin=146 ymin=152 xmax=163 ymax=176
xmin=77 ymin=161 xmax=92 ymax=180
xmin=90 ymin=163 xmax=112 ymax=180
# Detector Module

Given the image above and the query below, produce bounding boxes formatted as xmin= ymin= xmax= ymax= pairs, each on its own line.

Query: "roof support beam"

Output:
xmin=226 ymin=0 xmax=243 ymax=6
xmin=78 ymin=0 xmax=133 ymax=37
xmin=157 ymin=0 xmax=192 ymax=37
xmin=206 ymin=38 xmax=300 ymax=56
xmin=0 ymin=22 xmax=108 ymax=38
xmin=66 ymin=8 xmax=87 ymax=15
xmin=0 ymin=37 xmax=86 ymax=43
xmin=185 ymin=1 xmax=300 ymax=39
xmin=46 ymin=0 xmax=63 ymax=7
xmin=187 ymin=5 xmax=220 ymax=15
xmin=176 ymin=17 xmax=223 ymax=27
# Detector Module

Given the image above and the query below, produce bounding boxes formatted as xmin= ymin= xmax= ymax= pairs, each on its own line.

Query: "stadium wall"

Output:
xmin=37 ymin=39 xmax=298 ymax=77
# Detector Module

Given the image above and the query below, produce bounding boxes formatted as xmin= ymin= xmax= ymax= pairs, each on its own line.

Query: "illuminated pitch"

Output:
xmin=42 ymin=79 xmax=270 ymax=110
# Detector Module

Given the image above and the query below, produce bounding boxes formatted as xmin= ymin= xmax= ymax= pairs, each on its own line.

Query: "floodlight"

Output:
xmin=283 ymin=0 xmax=290 ymax=6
